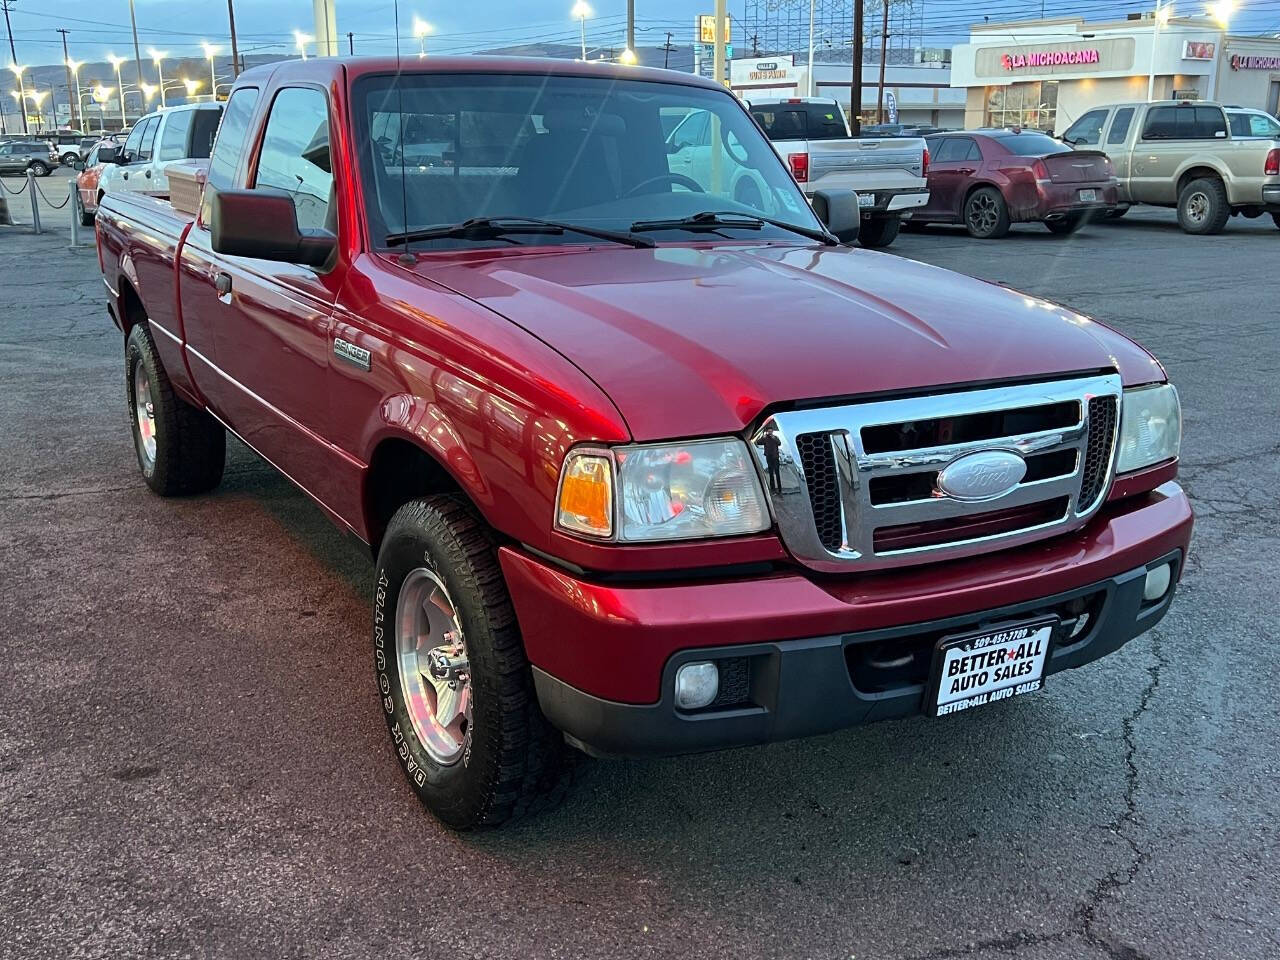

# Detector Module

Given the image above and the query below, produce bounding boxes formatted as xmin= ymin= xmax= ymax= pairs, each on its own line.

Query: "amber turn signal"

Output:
xmin=556 ymin=450 xmax=614 ymax=538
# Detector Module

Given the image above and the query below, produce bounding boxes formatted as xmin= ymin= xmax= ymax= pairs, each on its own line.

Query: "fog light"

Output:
xmin=1143 ymin=562 xmax=1172 ymax=602
xmin=674 ymin=661 xmax=719 ymax=710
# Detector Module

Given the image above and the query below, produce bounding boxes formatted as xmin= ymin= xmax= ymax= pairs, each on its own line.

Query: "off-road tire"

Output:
xmin=857 ymin=215 xmax=901 ymax=248
xmin=374 ymin=496 xmax=570 ymax=830
xmin=1177 ymin=177 xmax=1229 ymax=235
xmin=964 ymin=187 xmax=1011 ymax=239
xmin=124 ymin=324 xmax=225 ymax=496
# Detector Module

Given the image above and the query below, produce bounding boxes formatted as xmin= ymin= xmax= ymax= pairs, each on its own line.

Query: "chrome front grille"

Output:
xmin=749 ymin=374 xmax=1122 ymax=573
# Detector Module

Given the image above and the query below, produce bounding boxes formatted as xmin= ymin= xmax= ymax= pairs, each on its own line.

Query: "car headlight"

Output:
xmin=555 ymin=439 xmax=770 ymax=542
xmin=1116 ymin=383 xmax=1181 ymax=473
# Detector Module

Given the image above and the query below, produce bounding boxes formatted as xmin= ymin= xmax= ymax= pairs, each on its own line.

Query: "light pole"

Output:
xmin=66 ymin=59 xmax=84 ymax=131
xmin=93 ymin=86 xmax=111 ymax=132
xmin=1147 ymin=4 xmax=1172 ymax=101
xmin=8 ymin=63 xmax=27 ymax=133
xmin=572 ymin=1 xmax=592 ymax=60
xmin=107 ymin=54 xmax=128 ymax=126
xmin=27 ymin=89 xmax=49 ymax=132
xmin=808 ymin=0 xmax=816 ymax=96
xmin=294 ymin=30 xmax=313 ymax=60
xmin=202 ymin=42 xmax=220 ymax=96
xmin=413 ymin=17 xmax=432 ymax=58
xmin=149 ymin=49 xmax=168 ymax=107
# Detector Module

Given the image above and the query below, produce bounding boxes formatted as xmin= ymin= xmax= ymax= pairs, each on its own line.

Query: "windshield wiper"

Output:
xmin=386 ymin=216 xmax=655 ymax=249
xmin=630 ymin=211 xmax=837 ymax=246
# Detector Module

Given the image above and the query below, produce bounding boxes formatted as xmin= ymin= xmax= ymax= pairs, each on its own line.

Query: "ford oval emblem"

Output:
xmin=936 ymin=451 xmax=1026 ymax=502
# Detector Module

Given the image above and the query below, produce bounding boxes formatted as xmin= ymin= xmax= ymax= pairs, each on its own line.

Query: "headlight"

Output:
xmin=554 ymin=439 xmax=770 ymax=542
xmin=1116 ymin=383 xmax=1181 ymax=473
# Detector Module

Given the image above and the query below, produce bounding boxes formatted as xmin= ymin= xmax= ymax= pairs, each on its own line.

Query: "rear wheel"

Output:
xmin=125 ymin=324 xmax=226 ymax=496
xmin=61 ymin=151 xmax=79 ymax=166
xmin=1105 ymin=205 xmax=1130 ymax=220
xmin=28 ymin=160 xmax=48 ymax=177
xmin=76 ymin=190 xmax=95 ymax=227
xmin=1177 ymin=177 xmax=1229 ymax=235
xmin=1045 ymin=213 xmax=1086 ymax=235
xmin=1270 ymin=212 xmax=1280 ymax=230
xmin=375 ymin=496 xmax=570 ymax=830
xmin=856 ymin=216 xmax=901 ymax=248
xmin=964 ymin=187 xmax=1010 ymax=239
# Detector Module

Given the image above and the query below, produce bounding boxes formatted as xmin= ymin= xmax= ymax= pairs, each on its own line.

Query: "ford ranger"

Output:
xmin=94 ymin=57 xmax=1192 ymax=830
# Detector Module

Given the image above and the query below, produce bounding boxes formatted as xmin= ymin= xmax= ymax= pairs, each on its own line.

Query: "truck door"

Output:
xmin=121 ymin=115 xmax=160 ymax=194
xmin=199 ymin=85 xmax=346 ymax=495
xmin=1103 ymin=106 xmax=1135 ymax=201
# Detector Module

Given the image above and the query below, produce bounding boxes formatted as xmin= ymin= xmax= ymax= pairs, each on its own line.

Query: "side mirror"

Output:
xmin=210 ymin=188 xmax=336 ymax=268
xmin=97 ymin=145 xmax=119 ymax=164
xmin=72 ymin=160 xmax=85 ymax=171
xmin=811 ymin=189 xmax=861 ymax=244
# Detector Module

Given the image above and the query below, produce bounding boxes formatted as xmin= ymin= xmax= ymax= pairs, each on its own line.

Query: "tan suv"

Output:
xmin=1062 ymin=100 xmax=1280 ymax=234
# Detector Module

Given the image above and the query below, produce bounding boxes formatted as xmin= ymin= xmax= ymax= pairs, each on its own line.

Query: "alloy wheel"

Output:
xmin=133 ymin=363 xmax=157 ymax=467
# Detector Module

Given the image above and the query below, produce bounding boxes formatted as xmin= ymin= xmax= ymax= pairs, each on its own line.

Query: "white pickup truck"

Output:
xmin=96 ymin=103 xmax=223 ymax=200
xmin=747 ymin=97 xmax=929 ymax=248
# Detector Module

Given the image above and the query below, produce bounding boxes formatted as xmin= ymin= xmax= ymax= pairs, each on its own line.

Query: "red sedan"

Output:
xmin=911 ymin=130 xmax=1118 ymax=239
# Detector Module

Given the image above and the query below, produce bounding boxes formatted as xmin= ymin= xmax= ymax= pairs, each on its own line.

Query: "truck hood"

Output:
xmin=411 ymin=243 xmax=1164 ymax=441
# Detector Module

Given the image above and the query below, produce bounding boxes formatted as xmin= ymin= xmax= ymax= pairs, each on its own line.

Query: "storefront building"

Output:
xmin=950 ymin=17 xmax=1280 ymax=134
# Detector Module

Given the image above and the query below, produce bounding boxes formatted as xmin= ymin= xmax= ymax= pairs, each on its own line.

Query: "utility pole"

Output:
xmin=850 ymin=0 xmax=863 ymax=134
xmin=626 ymin=0 xmax=634 ymax=56
xmin=712 ymin=0 xmax=727 ymax=87
xmin=663 ymin=31 xmax=673 ymax=68
xmin=127 ymin=0 xmax=144 ymax=93
xmin=348 ymin=31 xmax=354 ymax=55
xmin=227 ymin=0 xmax=241 ymax=77
xmin=2 ymin=0 xmax=26 ymax=133
xmin=876 ymin=0 xmax=889 ymax=124
xmin=58 ymin=28 xmax=78 ymax=130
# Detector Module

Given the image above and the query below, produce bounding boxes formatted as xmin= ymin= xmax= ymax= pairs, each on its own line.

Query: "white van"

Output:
xmin=98 ymin=103 xmax=223 ymax=199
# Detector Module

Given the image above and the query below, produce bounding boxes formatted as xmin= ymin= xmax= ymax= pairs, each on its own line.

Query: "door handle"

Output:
xmin=122 ymin=172 xmax=129 ymax=180
xmin=957 ymin=167 xmax=975 ymax=175
xmin=215 ymin=272 xmax=232 ymax=297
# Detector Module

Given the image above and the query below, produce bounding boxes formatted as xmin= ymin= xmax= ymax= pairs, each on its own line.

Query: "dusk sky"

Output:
xmin=5 ymin=0 xmax=1280 ymax=67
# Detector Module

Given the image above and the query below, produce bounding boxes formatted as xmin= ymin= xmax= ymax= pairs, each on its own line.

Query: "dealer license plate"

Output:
xmin=857 ymin=192 xmax=876 ymax=207
xmin=1078 ymin=189 xmax=1098 ymax=202
xmin=929 ymin=619 xmax=1055 ymax=717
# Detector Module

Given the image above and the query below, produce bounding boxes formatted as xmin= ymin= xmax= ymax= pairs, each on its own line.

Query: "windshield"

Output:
xmin=352 ymin=72 xmax=820 ymax=249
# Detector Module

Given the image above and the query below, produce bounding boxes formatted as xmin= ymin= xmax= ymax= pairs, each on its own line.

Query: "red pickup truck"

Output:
xmin=95 ymin=57 xmax=1192 ymax=830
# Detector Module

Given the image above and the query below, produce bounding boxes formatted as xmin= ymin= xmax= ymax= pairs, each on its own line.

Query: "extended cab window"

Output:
xmin=136 ymin=116 xmax=159 ymax=162
xmin=1107 ymin=107 xmax=1134 ymax=144
xmin=158 ymin=110 xmax=193 ymax=162
xmin=189 ymin=108 xmax=222 ymax=158
xmin=253 ymin=87 xmax=334 ymax=233
xmin=202 ymin=87 xmax=260 ymax=223
xmin=1142 ymin=105 xmax=1227 ymax=140
xmin=1064 ymin=109 xmax=1108 ymax=145
xmin=123 ymin=120 xmax=147 ymax=161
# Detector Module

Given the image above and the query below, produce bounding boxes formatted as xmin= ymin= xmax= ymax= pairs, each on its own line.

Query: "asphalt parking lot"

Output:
xmin=2 ymin=170 xmax=1278 ymax=960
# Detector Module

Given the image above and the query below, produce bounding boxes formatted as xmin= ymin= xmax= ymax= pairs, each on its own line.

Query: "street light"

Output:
xmin=1147 ymin=3 xmax=1174 ymax=101
xmin=8 ymin=64 xmax=28 ymax=133
xmin=66 ymin=59 xmax=85 ymax=131
xmin=1207 ymin=0 xmax=1234 ymax=25
xmin=27 ymin=89 xmax=49 ymax=133
xmin=571 ymin=1 xmax=592 ymax=60
xmin=201 ymin=42 xmax=220 ymax=97
xmin=619 ymin=47 xmax=638 ymax=65
xmin=92 ymin=85 xmax=113 ymax=132
xmin=106 ymin=54 xmax=129 ymax=126
xmin=413 ymin=17 xmax=432 ymax=58
xmin=141 ymin=82 xmax=158 ymax=105
xmin=183 ymin=78 xmax=202 ymax=100
xmin=294 ymin=30 xmax=313 ymax=60
xmin=148 ymin=48 xmax=168 ymax=107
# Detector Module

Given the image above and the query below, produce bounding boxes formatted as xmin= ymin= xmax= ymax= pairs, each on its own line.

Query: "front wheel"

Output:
xmin=374 ymin=496 xmax=570 ymax=830
xmin=856 ymin=216 xmax=901 ymax=248
xmin=125 ymin=324 xmax=226 ymax=495
xmin=61 ymin=152 xmax=79 ymax=166
xmin=28 ymin=160 xmax=48 ymax=177
xmin=1177 ymin=177 xmax=1229 ymax=234
xmin=964 ymin=187 xmax=1011 ymax=239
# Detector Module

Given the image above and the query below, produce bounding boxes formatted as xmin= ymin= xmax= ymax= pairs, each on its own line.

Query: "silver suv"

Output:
xmin=0 ymin=139 xmax=59 ymax=177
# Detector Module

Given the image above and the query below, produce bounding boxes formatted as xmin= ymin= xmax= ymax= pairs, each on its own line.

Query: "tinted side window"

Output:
xmin=966 ymin=140 xmax=984 ymax=161
xmin=136 ymin=117 xmax=160 ymax=161
xmin=933 ymin=138 xmax=966 ymax=163
xmin=253 ymin=87 xmax=333 ymax=233
xmin=158 ymin=110 xmax=193 ymax=161
xmin=1107 ymin=107 xmax=1134 ymax=144
xmin=1064 ymin=109 xmax=1108 ymax=145
xmin=751 ymin=108 xmax=806 ymax=140
xmin=1194 ymin=106 xmax=1227 ymax=138
xmin=1229 ymin=112 xmax=1250 ymax=137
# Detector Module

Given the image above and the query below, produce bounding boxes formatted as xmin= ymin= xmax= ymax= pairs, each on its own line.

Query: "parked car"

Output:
xmin=72 ymin=142 xmax=109 ymax=225
xmin=47 ymin=130 xmax=88 ymax=165
xmin=1225 ymin=107 xmax=1280 ymax=139
xmin=97 ymin=103 xmax=222 ymax=199
xmin=1062 ymin=100 xmax=1280 ymax=233
xmin=0 ymin=139 xmax=58 ymax=177
xmin=747 ymin=96 xmax=929 ymax=247
xmin=910 ymin=129 xmax=1117 ymax=238
xmin=95 ymin=57 xmax=1190 ymax=830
